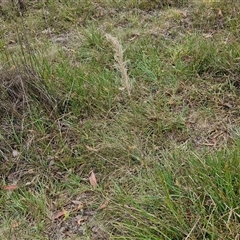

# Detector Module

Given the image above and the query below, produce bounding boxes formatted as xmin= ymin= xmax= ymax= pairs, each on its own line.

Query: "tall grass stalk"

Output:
xmin=105 ymin=33 xmax=132 ymax=96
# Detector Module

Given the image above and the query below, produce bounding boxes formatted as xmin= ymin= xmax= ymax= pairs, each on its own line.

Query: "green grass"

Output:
xmin=0 ymin=0 xmax=240 ymax=239
xmin=104 ymin=147 xmax=239 ymax=239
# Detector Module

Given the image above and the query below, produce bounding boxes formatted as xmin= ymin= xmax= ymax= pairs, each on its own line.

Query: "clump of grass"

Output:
xmin=168 ymin=33 xmax=240 ymax=78
xmin=101 ymin=147 xmax=240 ymax=239
xmin=106 ymin=33 xmax=132 ymax=96
xmin=191 ymin=0 xmax=240 ymax=34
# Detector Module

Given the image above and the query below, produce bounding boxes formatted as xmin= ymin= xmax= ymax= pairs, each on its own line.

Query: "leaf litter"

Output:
xmin=89 ymin=170 xmax=98 ymax=188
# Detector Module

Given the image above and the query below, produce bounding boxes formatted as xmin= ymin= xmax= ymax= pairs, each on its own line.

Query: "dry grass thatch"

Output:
xmin=0 ymin=68 xmax=57 ymax=118
xmin=0 ymin=68 xmax=58 ymax=146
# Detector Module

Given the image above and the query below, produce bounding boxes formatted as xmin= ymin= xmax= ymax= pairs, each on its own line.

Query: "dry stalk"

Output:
xmin=105 ymin=33 xmax=131 ymax=96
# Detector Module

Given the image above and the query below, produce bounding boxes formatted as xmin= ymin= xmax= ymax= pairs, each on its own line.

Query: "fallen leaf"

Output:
xmin=52 ymin=208 xmax=69 ymax=220
xmin=77 ymin=218 xmax=85 ymax=225
xmin=3 ymin=185 xmax=18 ymax=191
xmin=52 ymin=211 xmax=64 ymax=220
xmin=76 ymin=216 xmax=88 ymax=225
xmin=98 ymin=199 xmax=109 ymax=210
xmin=89 ymin=171 xmax=97 ymax=188
xmin=77 ymin=203 xmax=84 ymax=211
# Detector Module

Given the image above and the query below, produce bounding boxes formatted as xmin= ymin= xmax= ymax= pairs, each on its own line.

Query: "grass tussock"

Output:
xmin=0 ymin=0 xmax=240 ymax=239
xmin=104 ymin=147 xmax=240 ymax=239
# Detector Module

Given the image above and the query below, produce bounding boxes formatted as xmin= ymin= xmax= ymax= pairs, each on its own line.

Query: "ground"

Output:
xmin=0 ymin=0 xmax=240 ymax=239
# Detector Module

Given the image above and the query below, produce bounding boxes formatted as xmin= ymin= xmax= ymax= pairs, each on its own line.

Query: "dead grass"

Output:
xmin=105 ymin=33 xmax=132 ymax=96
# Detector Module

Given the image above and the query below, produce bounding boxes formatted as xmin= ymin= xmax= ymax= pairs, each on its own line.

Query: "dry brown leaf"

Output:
xmin=52 ymin=211 xmax=65 ymax=220
xmin=98 ymin=199 xmax=109 ymax=210
xmin=77 ymin=203 xmax=84 ymax=211
xmin=89 ymin=170 xmax=97 ymax=188
xmin=3 ymin=185 xmax=18 ymax=191
xmin=52 ymin=209 xmax=69 ymax=220
xmin=76 ymin=216 xmax=87 ymax=225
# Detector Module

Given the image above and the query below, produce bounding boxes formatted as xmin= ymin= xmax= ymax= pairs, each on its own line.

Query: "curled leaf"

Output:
xmin=77 ymin=218 xmax=85 ymax=225
xmin=77 ymin=216 xmax=88 ymax=225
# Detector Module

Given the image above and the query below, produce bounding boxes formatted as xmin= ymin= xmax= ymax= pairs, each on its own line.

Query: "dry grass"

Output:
xmin=106 ymin=33 xmax=132 ymax=96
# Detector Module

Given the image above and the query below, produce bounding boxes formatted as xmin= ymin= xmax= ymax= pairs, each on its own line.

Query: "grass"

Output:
xmin=0 ymin=0 xmax=240 ymax=239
